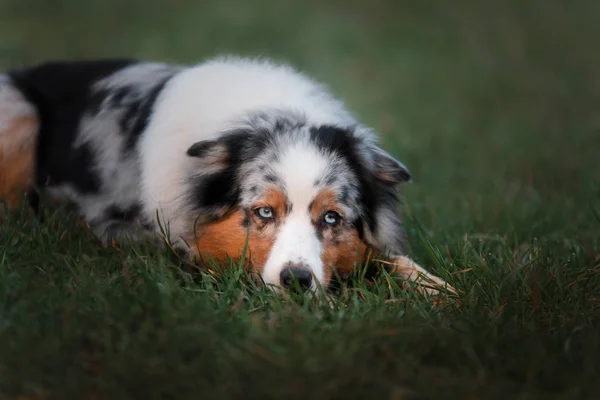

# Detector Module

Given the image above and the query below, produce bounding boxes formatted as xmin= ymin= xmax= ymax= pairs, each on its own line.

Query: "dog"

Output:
xmin=0 ymin=56 xmax=454 ymax=295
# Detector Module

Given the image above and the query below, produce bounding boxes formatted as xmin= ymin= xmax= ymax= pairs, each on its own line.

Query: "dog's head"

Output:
xmin=184 ymin=113 xmax=411 ymax=291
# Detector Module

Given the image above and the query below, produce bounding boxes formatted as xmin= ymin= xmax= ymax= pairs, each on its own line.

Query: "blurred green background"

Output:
xmin=1 ymin=1 xmax=600 ymax=398
xmin=2 ymin=0 xmax=598 ymax=245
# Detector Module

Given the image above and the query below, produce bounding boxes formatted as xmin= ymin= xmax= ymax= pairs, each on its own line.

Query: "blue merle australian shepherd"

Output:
xmin=0 ymin=56 xmax=454 ymax=295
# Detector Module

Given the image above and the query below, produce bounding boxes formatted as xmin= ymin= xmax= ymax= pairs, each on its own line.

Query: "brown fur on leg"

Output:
xmin=0 ymin=77 xmax=39 ymax=213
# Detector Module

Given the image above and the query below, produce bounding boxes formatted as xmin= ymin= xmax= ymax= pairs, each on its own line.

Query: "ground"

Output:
xmin=0 ymin=1 xmax=599 ymax=399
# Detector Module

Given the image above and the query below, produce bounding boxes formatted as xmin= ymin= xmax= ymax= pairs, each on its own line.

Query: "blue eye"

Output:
xmin=255 ymin=207 xmax=274 ymax=219
xmin=323 ymin=211 xmax=341 ymax=225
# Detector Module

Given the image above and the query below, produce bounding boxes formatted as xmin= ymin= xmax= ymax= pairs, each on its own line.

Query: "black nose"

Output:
xmin=280 ymin=266 xmax=313 ymax=291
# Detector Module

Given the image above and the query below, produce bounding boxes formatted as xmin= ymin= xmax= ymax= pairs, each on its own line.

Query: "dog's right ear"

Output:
xmin=184 ymin=132 xmax=253 ymax=219
xmin=186 ymin=138 xmax=230 ymax=169
xmin=186 ymin=140 xmax=218 ymax=157
xmin=186 ymin=128 xmax=255 ymax=169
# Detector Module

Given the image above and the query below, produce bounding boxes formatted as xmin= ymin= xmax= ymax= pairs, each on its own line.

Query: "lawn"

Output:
xmin=1 ymin=1 xmax=599 ymax=398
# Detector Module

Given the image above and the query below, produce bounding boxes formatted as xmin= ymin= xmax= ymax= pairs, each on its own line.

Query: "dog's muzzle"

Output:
xmin=280 ymin=264 xmax=312 ymax=292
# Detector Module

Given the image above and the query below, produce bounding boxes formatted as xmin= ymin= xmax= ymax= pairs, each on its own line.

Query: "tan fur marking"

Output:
xmin=322 ymin=229 xmax=368 ymax=283
xmin=387 ymin=255 xmax=457 ymax=295
xmin=310 ymin=188 xmax=341 ymax=219
xmin=192 ymin=210 xmax=272 ymax=273
xmin=258 ymin=187 xmax=289 ymax=218
xmin=191 ymin=188 xmax=289 ymax=274
xmin=0 ymin=86 xmax=39 ymax=210
xmin=311 ymin=188 xmax=367 ymax=285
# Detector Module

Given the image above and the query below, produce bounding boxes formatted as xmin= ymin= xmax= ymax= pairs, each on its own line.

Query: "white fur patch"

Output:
xmin=261 ymin=213 xmax=324 ymax=289
xmin=94 ymin=63 xmax=177 ymax=93
xmin=260 ymin=141 xmax=330 ymax=288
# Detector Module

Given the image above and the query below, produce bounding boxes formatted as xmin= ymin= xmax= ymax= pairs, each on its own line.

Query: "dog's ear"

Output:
xmin=186 ymin=140 xmax=218 ymax=157
xmin=186 ymin=139 xmax=230 ymax=168
xmin=184 ymin=135 xmax=244 ymax=222
xmin=186 ymin=128 xmax=254 ymax=167
xmin=357 ymin=145 xmax=411 ymax=256
xmin=371 ymin=146 xmax=411 ymax=184
xmin=184 ymin=130 xmax=255 ymax=220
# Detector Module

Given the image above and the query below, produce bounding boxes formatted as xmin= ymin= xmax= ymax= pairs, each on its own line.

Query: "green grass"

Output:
xmin=1 ymin=0 xmax=600 ymax=398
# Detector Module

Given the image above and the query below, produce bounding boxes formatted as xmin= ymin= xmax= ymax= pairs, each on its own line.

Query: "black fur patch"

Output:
xmin=9 ymin=59 xmax=137 ymax=194
xmin=352 ymin=218 xmax=365 ymax=240
xmin=188 ymin=128 xmax=270 ymax=215
xmin=121 ymin=78 xmax=172 ymax=152
xmin=104 ymin=203 xmax=142 ymax=221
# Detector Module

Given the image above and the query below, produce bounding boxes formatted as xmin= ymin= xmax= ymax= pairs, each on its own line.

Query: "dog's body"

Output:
xmin=0 ymin=56 xmax=453 ymax=293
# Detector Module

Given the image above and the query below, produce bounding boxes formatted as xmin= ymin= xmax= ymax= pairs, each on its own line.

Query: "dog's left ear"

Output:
xmin=371 ymin=146 xmax=412 ymax=184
